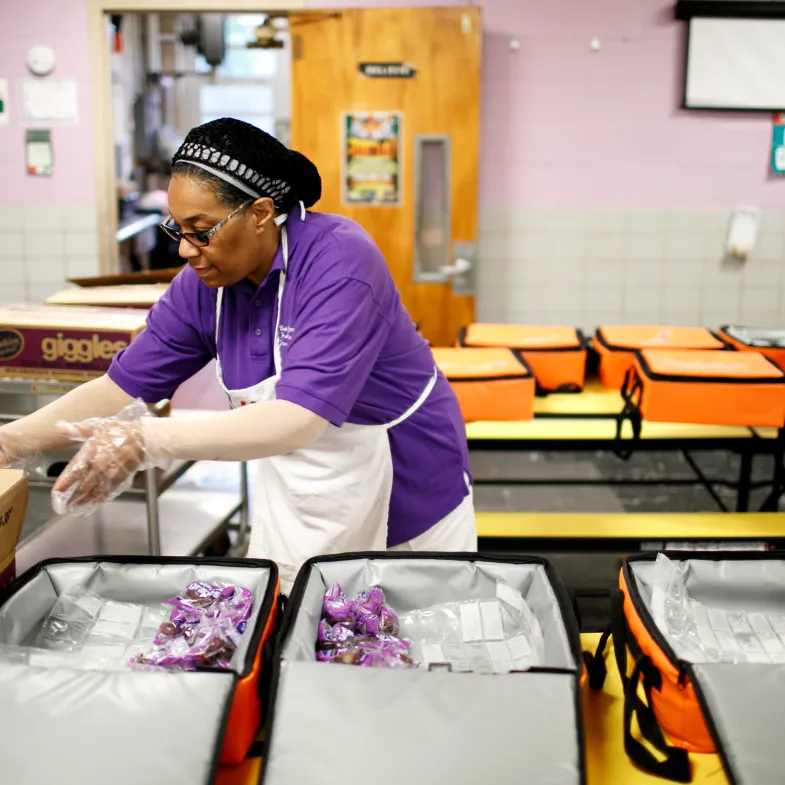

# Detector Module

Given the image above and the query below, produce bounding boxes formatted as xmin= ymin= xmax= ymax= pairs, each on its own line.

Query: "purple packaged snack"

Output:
xmin=353 ymin=634 xmax=409 ymax=655
xmin=354 ymin=613 xmax=380 ymax=636
xmin=316 ymin=619 xmax=355 ymax=650
xmin=323 ymin=583 xmax=355 ymax=625
xmin=132 ymin=580 xmax=253 ymax=671
xmin=379 ymin=605 xmax=399 ymax=636
xmin=352 ymin=588 xmax=384 ymax=617
xmin=316 ymin=647 xmax=351 ymax=663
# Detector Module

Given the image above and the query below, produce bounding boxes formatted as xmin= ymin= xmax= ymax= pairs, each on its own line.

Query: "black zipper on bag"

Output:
xmin=623 ymin=551 xmax=785 ymax=785
xmin=636 ymin=350 xmax=785 ymax=385
xmin=623 ymin=550 xmax=785 ymax=785
xmin=1 ymin=555 xmax=279 ymax=680
xmin=459 ymin=324 xmax=587 ymax=353
xmin=720 ymin=324 xmax=785 ymax=351
xmin=261 ymin=551 xmax=587 ymax=785
xmin=207 ymin=672 xmax=240 ymax=785
xmin=594 ymin=328 xmax=730 ymax=354
xmin=278 ymin=550 xmax=583 ymax=665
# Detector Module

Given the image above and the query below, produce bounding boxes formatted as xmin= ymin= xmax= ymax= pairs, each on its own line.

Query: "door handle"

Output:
xmin=439 ymin=258 xmax=472 ymax=276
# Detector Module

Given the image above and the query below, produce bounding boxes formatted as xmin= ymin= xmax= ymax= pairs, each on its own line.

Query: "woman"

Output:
xmin=0 ymin=118 xmax=476 ymax=591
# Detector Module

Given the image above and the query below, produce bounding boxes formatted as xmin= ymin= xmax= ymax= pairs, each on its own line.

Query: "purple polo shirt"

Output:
xmin=108 ymin=210 xmax=470 ymax=546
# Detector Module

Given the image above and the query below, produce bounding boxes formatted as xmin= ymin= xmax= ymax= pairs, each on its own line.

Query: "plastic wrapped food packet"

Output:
xmin=379 ymin=605 xmax=400 ymax=636
xmin=398 ymin=584 xmax=545 ymax=673
xmin=130 ymin=579 xmax=253 ymax=671
xmin=323 ymin=583 xmax=355 ymax=626
xmin=316 ymin=584 xmax=416 ymax=669
xmin=316 ymin=619 xmax=355 ymax=650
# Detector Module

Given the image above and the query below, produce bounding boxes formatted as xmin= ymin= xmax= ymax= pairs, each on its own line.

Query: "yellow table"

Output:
xmin=582 ymin=632 xmax=727 ymax=785
xmin=467 ymin=417 xmax=777 ymax=442
xmin=476 ymin=511 xmax=785 ymax=541
xmin=216 ymin=633 xmax=728 ymax=785
xmin=533 ymin=380 xmax=624 ymax=417
xmin=465 ymin=379 xmax=783 ymax=513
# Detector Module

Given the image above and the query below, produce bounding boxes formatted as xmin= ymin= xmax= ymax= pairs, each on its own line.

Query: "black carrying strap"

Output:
xmin=582 ymin=624 xmax=611 ymax=690
xmin=258 ymin=593 xmax=287 ymax=700
xmin=623 ymin=655 xmax=691 ymax=782
xmin=611 ymin=588 xmax=692 ymax=782
xmin=587 ymin=588 xmax=692 ymax=782
xmin=581 ymin=588 xmax=626 ymax=691
xmin=615 ymin=366 xmax=643 ymax=461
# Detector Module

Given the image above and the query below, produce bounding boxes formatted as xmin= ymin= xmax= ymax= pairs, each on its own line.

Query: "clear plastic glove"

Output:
xmin=0 ymin=430 xmax=35 ymax=470
xmin=51 ymin=400 xmax=164 ymax=516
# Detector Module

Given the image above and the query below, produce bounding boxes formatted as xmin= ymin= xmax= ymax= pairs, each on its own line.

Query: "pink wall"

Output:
xmin=1 ymin=0 xmax=782 ymax=209
xmin=306 ymin=0 xmax=785 ymax=209
xmin=0 ymin=0 xmax=95 ymax=205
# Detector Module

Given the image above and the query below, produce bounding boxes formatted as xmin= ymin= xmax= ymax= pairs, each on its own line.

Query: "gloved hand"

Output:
xmin=51 ymin=400 xmax=164 ymax=515
xmin=0 ymin=429 xmax=36 ymax=470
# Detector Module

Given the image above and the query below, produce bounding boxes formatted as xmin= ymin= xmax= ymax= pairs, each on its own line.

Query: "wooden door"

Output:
xmin=290 ymin=7 xmax=481 ymax=347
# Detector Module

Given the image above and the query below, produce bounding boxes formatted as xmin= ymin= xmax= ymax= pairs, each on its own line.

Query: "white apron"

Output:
xmin=214 ymin=215 xmax=438 ymax=592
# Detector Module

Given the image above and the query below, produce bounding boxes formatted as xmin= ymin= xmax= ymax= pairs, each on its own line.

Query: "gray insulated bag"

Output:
xmin=595 ymin=552 xmax=785 ymax=785
xmin=259 ymin=553 xmax=587 ymax=785
xmin=0 ymin=556 xmax=282 ymax=784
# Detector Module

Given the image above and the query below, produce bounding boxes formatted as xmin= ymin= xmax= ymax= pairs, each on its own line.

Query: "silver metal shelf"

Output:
xmin=117 ymin=212 xmax=164 ymax=243
xmin=17 ymin=486 xmax=248 ymax=569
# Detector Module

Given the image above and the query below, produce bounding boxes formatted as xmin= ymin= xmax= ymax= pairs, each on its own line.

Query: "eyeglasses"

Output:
xmin=159 ymin=200 xmax=252 ymax=248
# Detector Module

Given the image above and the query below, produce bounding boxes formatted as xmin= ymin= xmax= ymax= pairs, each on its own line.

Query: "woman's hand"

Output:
xmin=0 ymin=428 xmax=33 ymax=469
xmin=51 ymin=401 xmax=160 ymax=515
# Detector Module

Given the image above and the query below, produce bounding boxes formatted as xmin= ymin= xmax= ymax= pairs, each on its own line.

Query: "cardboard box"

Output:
xmin=69 ymin=268 xmax=182 ymax=287
xmin=46 ymin=284 xmax=167 ymax=310
xmin=0 ymin=304 xmax=148 ymax=382
xmin=0 ymin=470 xmax=29 ymax=589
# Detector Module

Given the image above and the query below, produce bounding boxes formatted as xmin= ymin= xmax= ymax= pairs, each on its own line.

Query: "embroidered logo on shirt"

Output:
xmin=278 ymin=325 xmax=295 ymax=348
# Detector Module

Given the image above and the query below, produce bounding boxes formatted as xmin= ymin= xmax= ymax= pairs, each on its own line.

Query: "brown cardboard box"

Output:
xmin=0 ymin=304 xmax=148 ymax=382
xmin=46 ymin=284 xmax=167 ymax=310
xmin=69 ymin=268 xmax=182 ymax=286
xmin=0 ymin=470 xmax=29 ymax=589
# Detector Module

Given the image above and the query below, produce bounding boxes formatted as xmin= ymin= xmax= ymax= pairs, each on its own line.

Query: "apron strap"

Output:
xmin=273 ymin=224 xmax=288 ymax=376
xmin=384 ymin=365 xmax=438 ymax=429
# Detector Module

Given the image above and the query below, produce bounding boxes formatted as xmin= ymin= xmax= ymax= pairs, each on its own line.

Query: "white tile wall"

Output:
xmin=478 ymin=208 xmax=785 ymax=333
xmin=0 ymin=206 xmax=101 ymax=305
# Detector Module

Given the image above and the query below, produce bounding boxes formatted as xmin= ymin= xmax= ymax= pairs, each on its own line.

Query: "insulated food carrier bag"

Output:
xmin=618 ymin=350 xmax=785 ymax=434
xmin=458 ymin=323 xmax=587 ymax=393
xmin=0 ymin=556 xmax=281 ymax=783
xmin=260 ymin=553 xmax=586 ymax=785
xmin=432 ymin=347 xmax=535 ymax=421
xmin=594 ymin=326 xmax=727 ymax=390
xmin=718 ymin=325 xmax=785 ymax=371
xmin=601 ymin=553 xmax=785 ymax=785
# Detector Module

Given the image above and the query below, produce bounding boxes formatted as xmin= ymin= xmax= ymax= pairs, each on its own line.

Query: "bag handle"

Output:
xmin=581 ymin=588 xmax=628 ymax=691
xmin=583 ymin=589 xmax=692 ymax=783
xmin=615 ymin=366 xmax=643 ymax=460
xmin=623 ymin=654 xmax=692 ymax=782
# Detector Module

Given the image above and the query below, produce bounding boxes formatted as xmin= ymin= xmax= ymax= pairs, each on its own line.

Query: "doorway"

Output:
xmin=91 ymin=2 xmax=482 ymax=345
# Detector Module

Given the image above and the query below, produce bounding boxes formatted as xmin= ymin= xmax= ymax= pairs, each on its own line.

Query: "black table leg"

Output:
xmin=736 ymin=451 xmax=753 ymax=512
xmin=759 ymin=429 xmax=785 ymax=512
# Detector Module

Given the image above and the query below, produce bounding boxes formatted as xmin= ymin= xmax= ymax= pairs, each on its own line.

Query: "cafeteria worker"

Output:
xmin=0 ymin=119 xmax=476 ymax=591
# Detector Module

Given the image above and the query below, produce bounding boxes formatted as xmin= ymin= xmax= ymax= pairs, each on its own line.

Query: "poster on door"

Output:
xmin=343 ymin=111 xmax=401 ymax=205
xmin=772 ymin=113 xmax=785 ymax=175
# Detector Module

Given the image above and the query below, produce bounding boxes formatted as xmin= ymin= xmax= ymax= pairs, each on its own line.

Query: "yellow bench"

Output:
xmin=476 ymin=511 xmax=785 ymax=541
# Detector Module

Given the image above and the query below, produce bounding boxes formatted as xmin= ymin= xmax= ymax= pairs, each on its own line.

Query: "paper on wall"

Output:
xmin=21 ymin=79 xmax=78 ymax=124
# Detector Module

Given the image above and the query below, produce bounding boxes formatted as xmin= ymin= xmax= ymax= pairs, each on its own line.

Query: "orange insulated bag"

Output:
xmin=432 ymin=347 xmax=535 ymax=422
xmin=458 ymin=323 xmax=587 ymax=393
xmin=594 ymin=326 xmax=727 ymax=390
xmin=0 ymin=556 xmax=282 ymax=780
xmin=587 ymin=552 xmax=785 ymax=784
xmin=718 ymin=325 xmax=785 ymax=372
xmin=619 ymin=349 xmax=785 ymax=433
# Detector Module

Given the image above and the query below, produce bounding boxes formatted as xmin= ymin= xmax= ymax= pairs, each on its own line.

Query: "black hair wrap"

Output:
xmin=172 ymin=117 xmax=321 ymax=211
